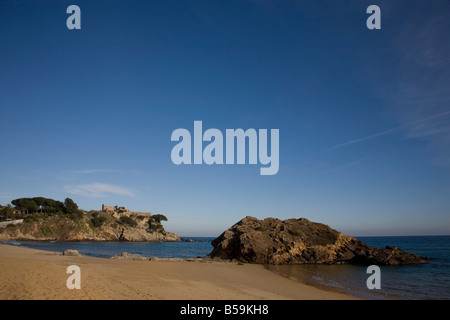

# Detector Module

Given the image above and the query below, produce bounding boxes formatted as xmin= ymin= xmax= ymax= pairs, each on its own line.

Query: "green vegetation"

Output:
xmin=91 ymin=212 xmax=107 ymax=228
xmin=119 ymin=215 xmax=137 ymax=227
xmin=150 ymin=214 xmax=168 ymax=223
xmin=5 ymin=197 xmax=83 ymax=221
xmin=75 ymin=219 xmax=90 ymax=234
xmin=288 ymin=227 xmax=302 ymax=237
xmin=12 ymin=197 xmax=65 ymax=215
xmin=148 ymin=224 xmax=165 ymax=233
xmin=148 ymin=214 xmax=168 ymax=234
xmin=40 ymin=225 xmax=54 ymax=237
xmin=63 ymin=198 xmax=83 ymax=220
xmin=2 ymin=197 xmax=172 ymax=239
xmin=0 ymin=204 xmax=15 ymax=220
xmin=0 ymin=197 xmax=176 ymax=242
xmin=255 ymin=226 xmax=266 ymax=232
xmin=23 ymin=213 xmax=43 ymax=223
xmin=64 ymin=198 xmax=78 ymax=214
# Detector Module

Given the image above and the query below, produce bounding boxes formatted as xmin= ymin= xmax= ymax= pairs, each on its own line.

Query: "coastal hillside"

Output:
xmin=209 ymin=216 xmax=427 ymax=265
xmin=0 ymin=212 xmax=179 ymax=242
xmin=0 ymin=197 xmax=179 ymax=242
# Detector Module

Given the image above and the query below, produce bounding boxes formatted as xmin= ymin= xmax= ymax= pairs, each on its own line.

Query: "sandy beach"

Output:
xmin=0 ymin=244 xmax=356 ymax=300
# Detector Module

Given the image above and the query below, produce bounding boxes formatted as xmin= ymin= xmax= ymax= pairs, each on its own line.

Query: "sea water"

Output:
xmin=4 ymin=235 xmax=450 ymax=300
xmin=2 ymin=237 xmax=215 ymax=259
xmin=267 ymin=236 xmax=450 ymax=300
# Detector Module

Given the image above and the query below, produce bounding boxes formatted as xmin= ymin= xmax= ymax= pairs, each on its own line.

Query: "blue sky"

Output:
xmin=1 ymin=0 xmax=449 ymax=236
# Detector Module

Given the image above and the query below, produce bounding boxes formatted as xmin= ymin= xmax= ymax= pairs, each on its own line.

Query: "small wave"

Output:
xmin=2 ymin=241 xmax=22 ymax=246
xmin=311 ymin=275 xmax=344 ymax=288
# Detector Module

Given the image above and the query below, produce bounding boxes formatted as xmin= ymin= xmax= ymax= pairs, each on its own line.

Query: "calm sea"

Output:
xmin=2 ymin=237 xmax=215 ymax=259
xmin=267 ymin=236 xmax=450 ymax=300
xmin=3 ymin=235 xmax=449 ymax=300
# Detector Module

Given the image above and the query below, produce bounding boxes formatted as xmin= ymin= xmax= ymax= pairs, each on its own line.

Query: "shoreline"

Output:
xmin=0 ymin=243 xmax=357 ymax=300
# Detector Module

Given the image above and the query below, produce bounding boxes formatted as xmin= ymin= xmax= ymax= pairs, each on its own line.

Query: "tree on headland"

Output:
xmin=150 ymin=214 xmax=168 ymax=223
xmin=64 ymin=198 xmax=83 ymax=219
xmin=64 ymin=198 xmax=78 ymax=214
xmin=10 ymin=197 xmax=82 ymax=219
xmin=11 ymin=198 xmax=38 ymax=215
xmin=42 ymin=198 xmax=65 ymax=213
xmin=148 ymin=214 xmax=168 ymax=233
xmin=0 ymin=204 xmax=15 ymax=220
xmin=11 ymin=197 xmax=67 ymax=215
xmin=32 ymin=197 xmax=48 ymax=213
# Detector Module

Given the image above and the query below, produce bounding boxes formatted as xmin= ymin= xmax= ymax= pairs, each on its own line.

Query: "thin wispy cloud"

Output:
xmin=322 ymin=157 xmax=368 ymax=174
xmin=349 ymin=3 xmax=450 ymax=166
xmin=71 ymin=169 xmax=122 ymax=174
xmin=65 ymin=183 xmax=136 ymax=198
xmin=329 ymin=126 xmax=404 ymax=151
xmin=390 ymin=7 xmax=450 ymax=165
xmin=329 ymin=111 xmax=450 ymax=151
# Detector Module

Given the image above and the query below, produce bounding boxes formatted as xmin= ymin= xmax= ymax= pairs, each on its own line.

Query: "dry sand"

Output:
xmin=0 ymin=244 xmax=356 ymax=300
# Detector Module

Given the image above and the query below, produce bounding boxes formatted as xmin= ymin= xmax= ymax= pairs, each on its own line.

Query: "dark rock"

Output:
xmin=208 ymin=217 xmax=427 ymax=265
xmin=183 ymin=238 xmax=205 ymax=242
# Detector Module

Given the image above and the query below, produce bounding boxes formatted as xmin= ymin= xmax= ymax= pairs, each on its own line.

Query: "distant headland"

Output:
xmin=0 ymin=197 xmax=179 ymax=242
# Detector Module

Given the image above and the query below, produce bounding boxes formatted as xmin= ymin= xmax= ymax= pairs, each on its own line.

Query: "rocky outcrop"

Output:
xmin=0 ymin=215 xmax=180 ymax=242
xmin=110 ymin=252 xmax=148 ymax=260
xmin=209 ymin=217 xmax=427 ymax=265
xmin=110 ymin=252 xmax=193 ymax=261
xmin=63 ymin=249 xmax=82 ymax=256
xmin=117 ymin=226 xmax=180 ymax=242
